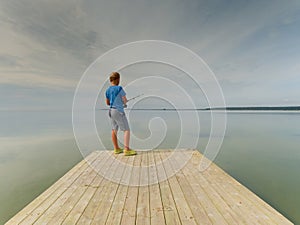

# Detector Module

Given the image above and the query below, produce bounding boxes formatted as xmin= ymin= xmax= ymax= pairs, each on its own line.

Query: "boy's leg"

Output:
xmin=124 ymin=130 xmax=130 ymax=150
xmin=124 ymin=130 xmax=137 ymax=156
xmin=111 ymin=129 xmax=120 ymax=149
xmin=111 ymin=110 xmax=136 ymax=155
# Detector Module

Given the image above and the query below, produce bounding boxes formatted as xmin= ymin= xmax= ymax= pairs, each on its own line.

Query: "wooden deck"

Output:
xmin=6 ymin=150 xmax=292 ymax=225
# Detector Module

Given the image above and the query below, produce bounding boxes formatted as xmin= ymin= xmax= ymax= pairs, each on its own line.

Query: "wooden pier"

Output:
xmin=6 ymin=150 xmax=292 ymax=224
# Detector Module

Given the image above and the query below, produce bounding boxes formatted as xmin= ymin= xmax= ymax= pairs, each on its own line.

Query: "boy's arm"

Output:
xmin=106 ymin=98 xmax=110 ymax=106
xmin=122 ymin=96 xmax=128 ymax=105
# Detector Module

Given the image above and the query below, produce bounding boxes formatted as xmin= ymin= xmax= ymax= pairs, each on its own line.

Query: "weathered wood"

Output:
xmin=160 ymin=151 xmax=197 ymax=225
xmin=120 ymin=152 xmax=142 ymax=225
xmin=104 ymin=155 xmax=132 ymax=224
xmin=148 ymin=150 xmax=165 ymax=225
xmin=5 ymin=151 xmax=98 ymax=225
xmin=6 ymin=150 xmax=293 ymax=225
xmin=156 ymin=151 xmax=182 ymax=225
xmin=32 ymin=152 xmax=107 ymax=225
xmin=136 ymin=151 xmax=151 ymax=225
xmin=61 ymin=152 xmax=114 ymax=225
xmin=91 ymin=153 xmax=125 ymax=225
xmin=76 ymin=153 xmax=121 ymax=224
xmin=175 ymin=151 xmax=239 ymax=224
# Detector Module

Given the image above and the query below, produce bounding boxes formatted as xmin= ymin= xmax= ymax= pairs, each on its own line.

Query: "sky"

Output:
xmin=0 ymin=0 xmax=300 ymax=110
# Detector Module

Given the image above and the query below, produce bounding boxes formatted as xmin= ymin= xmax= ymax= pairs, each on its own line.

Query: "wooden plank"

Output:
xmin=189 ymin=152 xmax=252 ymax=224
xmin=18 ymin=152 xmax=101 ymax=225
xmin=148 ymin=150 xmax=165 ymax=225
xmin=187 ymin=151 xmax=293 ymax=225
xmin=155 ymin=151 xmax=181 ymax=225
xmin=90 ymin=153 xmax=126 ymax=224
xmin=120 ymin=153 xmax=141 ymax=225
xmin=160 ymin=151 xmax=197 ymax=225
xmin=171 ymin=151 xmax=229 ymax=225
xmin=160 ymin=150 xmax=211 ymax=225
xmin=136 ymin=151 xmax=151 ymax=225
xmin=6 ymin=150 xmax=293 ymax=225
xmin=105 ymin=155 xmax=134 ymax=224
xmin=175 ymin=152 xmax=239 ymax=225
xmin=162 ymin=151 xmax=211 ymax=225
xmin=36 ymin=152 xmax=109 ymax=225
xmin=210 ymin=162 xmax=292 ymax=225
xmin=5 ymin=151 xmax=99 ymax=225
xmin=61 ymin=152 xmax=114 ymax=224
xmin=205 ymin=159 xmax=291 ymax=224
xmin=75 ymin=152 xmax=121 ymax=224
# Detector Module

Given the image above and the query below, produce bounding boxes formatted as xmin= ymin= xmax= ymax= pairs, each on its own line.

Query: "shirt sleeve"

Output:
xmin=105 ymin=89 xmax=109 ymax=99
xmin=119 ymin=87 xmax=126 ymax=96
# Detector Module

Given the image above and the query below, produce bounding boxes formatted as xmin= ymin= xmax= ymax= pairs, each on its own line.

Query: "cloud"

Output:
xmin=0 ymin=132 xmax=73 ymax=150
xmin=0 ymin=1 xmax=102 ymax=79
xmin=0 ymin=54 xmax=22 ymax=67
xmin=0 ymin=0 xmax=300 ymax=106
xmin=0 ymin=71 xmax=77 ymax=89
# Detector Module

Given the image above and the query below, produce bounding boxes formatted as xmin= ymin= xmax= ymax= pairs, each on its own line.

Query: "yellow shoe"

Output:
xmin=114 ymin=148 xmax=123 ymax=154
xmin=124 ymin=150 xmax=137 ymax=156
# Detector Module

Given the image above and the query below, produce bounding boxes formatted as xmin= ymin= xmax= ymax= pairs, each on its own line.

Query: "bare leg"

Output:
xmin=111 ymin=130 xmax=120 ymax=149
xmin=123 ymin=130 xmax=136 ymax=156
xmin=124 ymin=130 xmax=130 ymax=150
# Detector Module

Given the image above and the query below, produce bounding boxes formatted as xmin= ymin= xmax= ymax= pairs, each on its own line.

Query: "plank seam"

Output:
xmin=61 ymin=151 xmax=113 ymax=224
xmin=103 ymin=156 xmax=130 ymax=224
xmin=158 ymin=151 xmax=182 ymax=225
xmin=19 ymin=152 xmax=102 ymax=224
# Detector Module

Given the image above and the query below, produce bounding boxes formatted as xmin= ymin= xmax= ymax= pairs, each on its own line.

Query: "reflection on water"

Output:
xmin=0 ymin=111 xmax=299 ymax=224
xmin=0 ymin=111 xmax=83 ymax=224
xmin=214 ymin=112 xmax=300 ymax=224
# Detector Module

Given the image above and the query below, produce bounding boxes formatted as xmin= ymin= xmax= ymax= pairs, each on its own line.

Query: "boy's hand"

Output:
xmin=122 ymin=96 xmax=128 ymax=104
xmin=106 ymin=98 xmax=110 ymax=106
xmin=122 ymin=96 xmax=128 ymax=108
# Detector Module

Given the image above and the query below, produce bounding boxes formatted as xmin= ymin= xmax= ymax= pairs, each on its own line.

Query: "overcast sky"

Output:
xmin=1 ymin=0 xmax=300 ymax=110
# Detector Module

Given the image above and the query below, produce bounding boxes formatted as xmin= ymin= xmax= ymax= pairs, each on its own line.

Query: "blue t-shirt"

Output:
xmin=105 ymin=85 xmax=126 ymax=112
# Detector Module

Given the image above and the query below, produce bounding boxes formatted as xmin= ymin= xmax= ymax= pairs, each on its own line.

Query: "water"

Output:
xmin=0 ymin=110 xmax=299 ymax=224
xmin=0 ymin=111 xmax=83 ymax=224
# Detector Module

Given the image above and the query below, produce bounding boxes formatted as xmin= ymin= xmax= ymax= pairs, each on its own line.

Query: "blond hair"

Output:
xmin=109 ymin=72 xmax=120 ymax=85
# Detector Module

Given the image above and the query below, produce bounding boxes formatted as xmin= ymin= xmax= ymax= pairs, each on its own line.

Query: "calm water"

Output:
xmin=0 ymin=110 xmax=299 ymax=224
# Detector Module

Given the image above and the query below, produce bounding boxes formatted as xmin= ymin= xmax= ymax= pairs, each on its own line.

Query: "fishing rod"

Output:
xmin=127 ymin=93 xmax=144 ymax=102
xmin=124 ymin=93 xmax=144 ymax=108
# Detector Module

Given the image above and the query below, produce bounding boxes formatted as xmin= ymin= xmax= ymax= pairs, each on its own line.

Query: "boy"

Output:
xmin=105 ymin=72 xmax=137 ymax=156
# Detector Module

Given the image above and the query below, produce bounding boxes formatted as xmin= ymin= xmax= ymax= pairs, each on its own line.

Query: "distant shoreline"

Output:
xmin=205 ymin=106 xmax=300 ymax=111
xmin=97 ymin=106 xmax=300 ymax=111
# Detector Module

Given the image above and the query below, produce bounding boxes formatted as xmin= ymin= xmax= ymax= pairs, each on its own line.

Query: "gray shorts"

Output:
xmin=109 ymin=108 xmax=130 ymax=131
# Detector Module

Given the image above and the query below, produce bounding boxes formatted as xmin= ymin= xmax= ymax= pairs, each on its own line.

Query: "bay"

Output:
xmin=0 ymin=110 xmax=299 ymax=224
